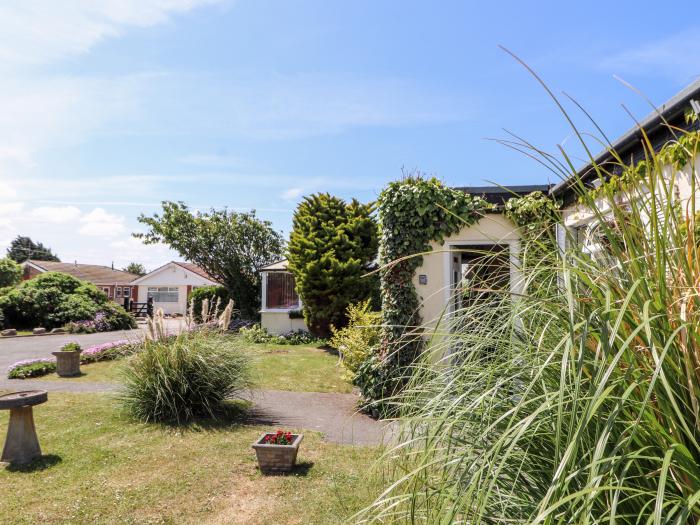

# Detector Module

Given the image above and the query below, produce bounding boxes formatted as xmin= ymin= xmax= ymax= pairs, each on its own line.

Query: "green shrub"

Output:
xmin=189 ymin=286 xmax=231 ymax=321
xmin=120 ymin=331 xmax=251 ymax=424
xmin=330 ymin=300 xmax=380 ymax=377
xmin=61 ymin=342 xmax=81 ymax=352
xmin=287 ymin=193 xmax=379 ymax=337
xmin=0 ymin=272 xmax=136 ymax=330
xmin=0 ymin=258 xmax=21 ymax=288
xmin=239 ymin=324 xmax=323 ymax=345
xmin=239 ymin=323 xmax=272 ymax=343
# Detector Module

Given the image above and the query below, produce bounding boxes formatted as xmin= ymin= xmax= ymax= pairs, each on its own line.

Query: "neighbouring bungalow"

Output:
xmin=130 ymin=261 xmax=220 ymax=316
xmin=259 ymin=260 xmax=307 ymax=335
xmin=22 ymin=260 xmax=139 ymax=304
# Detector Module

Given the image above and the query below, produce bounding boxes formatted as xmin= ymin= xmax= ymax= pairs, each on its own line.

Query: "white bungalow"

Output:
xmin=131 ymin=261 xmax=220 ymax=316
xmin=259 ymin=260 xmax=308 ymax=334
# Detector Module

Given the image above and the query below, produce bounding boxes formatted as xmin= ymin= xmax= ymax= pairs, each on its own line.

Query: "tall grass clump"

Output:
xmin=358 ymin=92 xmax=700 ymax=520
xmin=120 ymin=330 xmax=250 ymax=424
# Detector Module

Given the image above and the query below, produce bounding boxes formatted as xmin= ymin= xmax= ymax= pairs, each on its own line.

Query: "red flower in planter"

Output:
xmin=264 ymin=429 xmax=295 ymax=445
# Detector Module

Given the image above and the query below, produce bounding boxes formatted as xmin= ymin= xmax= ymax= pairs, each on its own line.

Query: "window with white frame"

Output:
xmin=116 ymin=287 xmax=122 ymax=298
xmin=147 ymin=286 xmax=179 ymax=303
xmin=102 ymin=287 xmax=111 ymax=298
xmin=123 ymin=287 xmax=130 ymax=298
xmin=265 ymin=272 xmax=300 ymax=309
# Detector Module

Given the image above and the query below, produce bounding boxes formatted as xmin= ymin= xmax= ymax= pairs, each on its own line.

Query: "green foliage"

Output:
xmin=377 ymin=175 xmax=490 ymax=363
xmin=288 ymin=309 xmax=304 ymax=319
xmin=330 ymin=300 xmax=381 ymax=377
xmin=504 ymin=191 xmax=560 ymax=276
xmin=287 ymin=193 xmax=379 ymax=337
xmin=189 ymin=285 xmax=231 ymax=322
xmin=6 ymin=235 xmax=60 ymax=262
xmin=0 ymin=272 xmax=136 ymax=330
xmin=238 ymin=323 xmax=272 ymax=343
xmin=8 ymin=360 xmax=56 ymax=379
xmin=135 ymin=201 xmax=284 ymax=318
xmin=123 ymin=262 xmax=146 ymax=276
xmin=0 ymin=257 xmax=21 ymax=287
xmin=120 ymin=331 xmax=251 ymax=424
xmin=352 ymin=355 xmax=394 ymax=414
xmin=61 ymin=342 xmax=81 ymax=352
xmin=586 ymin=130 xmax=700 ymax=201
xmin=503 ymin=190 xmax=559 ymax=234
xmin=239 ymin=324 xmax=323 ymax=345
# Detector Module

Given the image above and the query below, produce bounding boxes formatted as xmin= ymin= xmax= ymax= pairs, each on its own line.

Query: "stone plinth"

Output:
xmin=0 ymin=390 xmax=48 ymax=465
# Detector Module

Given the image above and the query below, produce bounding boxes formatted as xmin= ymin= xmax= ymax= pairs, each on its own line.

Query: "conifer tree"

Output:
xmin=287 ymin=193 xmax=378 ymax=337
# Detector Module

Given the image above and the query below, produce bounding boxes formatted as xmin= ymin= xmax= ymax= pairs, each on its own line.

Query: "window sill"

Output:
xmin=260 ymin=308 xmax=300 ymax=313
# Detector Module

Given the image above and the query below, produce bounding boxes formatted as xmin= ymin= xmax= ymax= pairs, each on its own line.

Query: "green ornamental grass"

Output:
xmin=120 ymin=330 xmax=251 ymax=424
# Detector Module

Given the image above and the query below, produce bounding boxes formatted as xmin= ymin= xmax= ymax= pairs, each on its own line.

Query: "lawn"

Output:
xmin=42 ymin=337 xmax=351 ymax=393
xmin=0 ymin=393 xmax=379 ymax=524
xmin=246 ymin=342 xmax=350 ymax=393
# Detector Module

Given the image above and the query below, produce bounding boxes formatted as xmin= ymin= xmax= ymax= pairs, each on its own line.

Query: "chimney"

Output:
xmin=111 ymin=262 xmax=114 ymax=270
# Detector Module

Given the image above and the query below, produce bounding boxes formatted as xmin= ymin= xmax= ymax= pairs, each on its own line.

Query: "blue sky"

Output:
xmin=1 ymin=1 xmax=698 ymax=270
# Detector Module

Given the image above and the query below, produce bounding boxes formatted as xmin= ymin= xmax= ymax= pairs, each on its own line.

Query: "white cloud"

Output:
xmin=78 ymin=207 xmax=126 ymax=237
xmin=0 ymin=1 xmax=225 ymax=67
xmin=0 ymin=202 xmax=24 ymax=215
xmin=281 ymin=187 xmax=303 ymax=200
xmin=30 ymin=206 xmax=81 ymax=223
xmin=601 ymin=29 xmax=700 ymax=83
xmin=0 ymin=1 xmax=225 ymax=175
xmin=108 ymin=236 xmax=179 ymax=271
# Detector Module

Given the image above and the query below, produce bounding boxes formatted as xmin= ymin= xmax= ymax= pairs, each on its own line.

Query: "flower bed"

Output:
xmin=7 ymin=339 xmax=140 ymax=379
xmin=81 ymin=340 xmax=136 ymax=363
xmin=7 ymin=358 xmax=57 ymax=379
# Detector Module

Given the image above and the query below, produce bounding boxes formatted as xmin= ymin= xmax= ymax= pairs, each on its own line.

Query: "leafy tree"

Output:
xmin=123 ymin=262 xmax=146 ymax=276
xmin=287 ymin=193 xmax=378 ymax=337
xmin=7 ymin=236 xmax=60 ymax=262
xmin=135 ymin=202 xmax=284 ymax=318
xmin=0 ymin=257 xmax=22 ymax=288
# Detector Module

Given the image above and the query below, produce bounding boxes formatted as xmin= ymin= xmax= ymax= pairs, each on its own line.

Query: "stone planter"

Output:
xmin=51 ymin=350 xmax=82 ymax=377
xmin=252 ymin=433 xmax=303 ymax=474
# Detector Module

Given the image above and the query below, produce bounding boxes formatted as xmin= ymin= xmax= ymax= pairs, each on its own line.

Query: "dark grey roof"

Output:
xmin=455 ymin=184 xmax=552 ymax=206
xmin=550 ymin=79 xmax=700 ymax=200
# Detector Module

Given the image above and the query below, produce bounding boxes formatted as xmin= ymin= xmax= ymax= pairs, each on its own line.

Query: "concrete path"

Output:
xmin=244 ymin=389 xmax=387 ymax=446
xmin=0 ymin=378 xmax=389 ymax=446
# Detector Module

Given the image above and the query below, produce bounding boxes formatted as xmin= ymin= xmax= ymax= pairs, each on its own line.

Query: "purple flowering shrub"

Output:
xmin=7 ymin=339 xmax=140 ymax=378
xmin=80 ymin=340 xmax=138 ymax=363
xmin=65 ymin=307 xmax=134 ymax=334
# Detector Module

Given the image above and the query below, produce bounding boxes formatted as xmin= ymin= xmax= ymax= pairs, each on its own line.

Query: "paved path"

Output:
xmin=0 ymin=378 xmax=389 ymax=445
